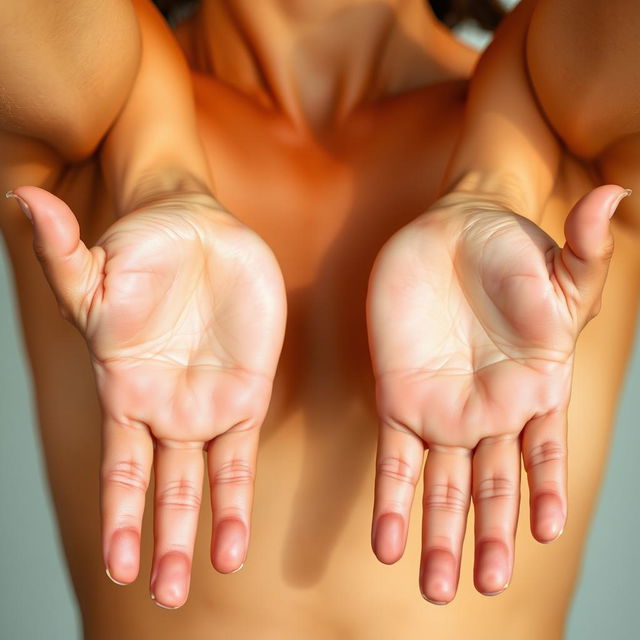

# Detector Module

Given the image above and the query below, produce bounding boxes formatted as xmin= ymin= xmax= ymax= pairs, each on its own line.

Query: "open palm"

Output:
xmin=367 ymin=185 xmax=628 ymax=604
xmin=9 ymin=187 xmax=286 ymax=608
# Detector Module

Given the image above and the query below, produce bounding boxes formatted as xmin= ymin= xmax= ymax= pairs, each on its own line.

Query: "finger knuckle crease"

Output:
xmin=212 ymin=459 xmax=254 ymax=486
xmin=377 ymin=456 xmax=418 ymax=486
xmin=473 ymin=476 xmax=517 ymax=503
xmin=524 ymin=441 xmax=566 ymax=472
xmin=103 ymin=460 xmax=149 ymax=493
xmin=156 ymin=480 xmax=201 ymax=511
xmin=424 ymin=483 xmax=468 ymax=514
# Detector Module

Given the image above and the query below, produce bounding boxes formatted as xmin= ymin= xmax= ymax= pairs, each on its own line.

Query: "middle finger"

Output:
xmin=419 ymin=444 xmax=472 ymax=605
xmin=150 ymin=441 xmax=204 ymax=609
xmin=472 ymin=434 xmax=521 ymax=596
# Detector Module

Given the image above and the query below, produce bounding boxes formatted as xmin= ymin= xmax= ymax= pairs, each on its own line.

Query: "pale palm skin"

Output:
xmin=9 ymin=182 xmax=624 ymax=609
xmin=10 ymin=187 xmax=287 ymax=608
xmin=367 ymin=186 xmax=626 ymax=604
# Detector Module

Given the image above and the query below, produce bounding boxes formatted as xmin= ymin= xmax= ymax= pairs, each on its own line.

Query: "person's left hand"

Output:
xmin=366 ymin=184 xmax=628 ymax=604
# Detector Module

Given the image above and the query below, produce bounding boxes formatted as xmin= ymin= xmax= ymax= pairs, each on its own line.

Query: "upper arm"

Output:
xmin=442 ymin=0 xmax=640 ymax=229
xmin=527 ymin=0 xmax=640 ymax=159
xmin=0 ymin=0 xmax=141 ymax=161
xmin=1 ymin=0 xmax=213 ymax=219
xmin=527 ymin=0 xmax=640 ymax=231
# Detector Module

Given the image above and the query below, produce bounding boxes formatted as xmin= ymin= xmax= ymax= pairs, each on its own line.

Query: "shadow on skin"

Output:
xmin=231 ymin=2 xmax=472 ymax=587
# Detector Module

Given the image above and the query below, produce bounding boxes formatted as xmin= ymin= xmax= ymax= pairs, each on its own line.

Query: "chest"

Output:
xmin=189 ymin=74 xmax=469 ymax=400
xmin=192 ymin=74 xmax=466 ymax=285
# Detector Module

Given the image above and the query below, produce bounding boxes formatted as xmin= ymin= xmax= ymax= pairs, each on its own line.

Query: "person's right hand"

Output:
xmin=7 ymin=186 xmax=287 ymax=609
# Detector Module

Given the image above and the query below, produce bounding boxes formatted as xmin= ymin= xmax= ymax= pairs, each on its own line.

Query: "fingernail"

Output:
xmin=373 ymin=512 xmax=404 ymax=563
xmin=483 ymin=588 xmax=508 ymax=597
xmin=541 ymin=524 xmax=564 ymax=544
xmin=608 ymin=188 xmax=632 ymax=218
xmin=421 ymin=592 xmax=449 ymax=606
xmin=106 ymin=528 xmax=139 ymax=585
xmin=483 ymin=580 xmax=510 ymax=597
xmin=150 ymin=591 xmax=181 ymax=610
xmin=212 ymin=519 xmax=247 ymax=573
xmin=150 ymin=551 xmax=189 ymax=609
xmin=534 ymin=493 xmax=565 ymax=542
xmin=475 ymin=540 xmax=509 ymax=595
xmin=420 ymin=549 xmax=456 ymax=605
xmin=5 ymin=190 xmax=33 ymax=221
xmin=230 ymin=562 xmax=245 ymax=574
xmin=105 ymin=566 xmax=127 ymax=586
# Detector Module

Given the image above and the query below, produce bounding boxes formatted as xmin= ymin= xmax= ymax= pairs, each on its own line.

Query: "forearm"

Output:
xmin=99 ymin=0 xmax=216 ymax=215
xmin=439 ymin=0 xmax=561 ymax=221
xmin=442 ymin=0 xmax=640 ymax=233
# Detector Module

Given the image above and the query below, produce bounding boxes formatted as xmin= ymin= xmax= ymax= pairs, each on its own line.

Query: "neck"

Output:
xmin=189 ymin=0 xmax=476 ymax=133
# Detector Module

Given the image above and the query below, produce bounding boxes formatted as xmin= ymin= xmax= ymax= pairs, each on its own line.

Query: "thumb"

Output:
xmin=5 ymin=186 xmax=101 ymax=325
xmin=561 ymin=183 xmax=631 ymax=321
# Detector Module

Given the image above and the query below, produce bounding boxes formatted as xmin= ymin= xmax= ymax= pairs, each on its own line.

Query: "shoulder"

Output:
xmin=0 ymin=1 xmax=147 ymax=164
xmin=0 ymin=0 xmax=190 ymax=165
xmin=0 ymin=1 xmax=187 ymax=225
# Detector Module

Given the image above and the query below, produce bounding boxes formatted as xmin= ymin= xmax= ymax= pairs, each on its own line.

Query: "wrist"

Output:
xmin=435 ymin=170 xmax=543 ymax=222
xmin=119 ymin=167 xmax=221 ymax=215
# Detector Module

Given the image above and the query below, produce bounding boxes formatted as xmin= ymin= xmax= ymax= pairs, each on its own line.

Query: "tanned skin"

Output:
xmin=1 ymin=0 xmax=639 ymax=637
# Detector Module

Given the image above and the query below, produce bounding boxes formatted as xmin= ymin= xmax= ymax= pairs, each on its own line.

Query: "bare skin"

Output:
xmin=1 ymin=0 xmax=640 ymax=638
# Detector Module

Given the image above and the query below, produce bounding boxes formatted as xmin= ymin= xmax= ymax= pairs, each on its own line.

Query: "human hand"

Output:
xmin=7 ymin=186 xmax=287 ymax=608
xmin=366 ymin=184 xmax=629 ymax=604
